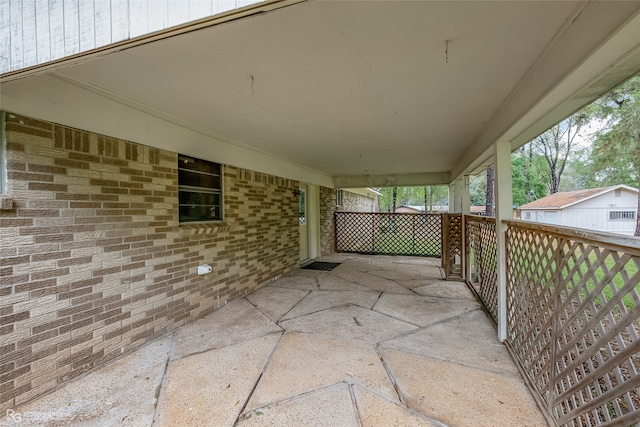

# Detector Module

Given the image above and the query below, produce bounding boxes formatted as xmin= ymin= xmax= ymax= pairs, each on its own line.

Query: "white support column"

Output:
xmin=494 ymin=140 xmax=512 ymax=342
xmin=448 ymin=182 xmax=455 ymax=213
xmin=449 ymin=178 xmax=463 ymax=213
xmin=461 ymin=175 xmax=471 ymax=215
xmin=307 ymin=184 xmax=321 ymax=259
xmin=461 ymin=175 xmax=470 ymax=281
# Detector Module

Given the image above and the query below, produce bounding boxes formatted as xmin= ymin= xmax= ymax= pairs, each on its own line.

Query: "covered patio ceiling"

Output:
xmin=2 ymin=0 xmax=640 ymax=188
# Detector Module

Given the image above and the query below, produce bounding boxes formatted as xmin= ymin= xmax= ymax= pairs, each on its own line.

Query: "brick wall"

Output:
xmin=339 ymin=190 xmax=378 ymax=212
xmin=319 ymin=187 xmax=335 ymax=257
xmin=0 ymin=113 xmax=299 ymax=411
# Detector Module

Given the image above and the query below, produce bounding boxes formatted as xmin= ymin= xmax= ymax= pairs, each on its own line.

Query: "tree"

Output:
xmin=378 ymin=186 xmax=448 ymax=212
xmin=586 ymin=75 xmax=640 ymax=234
xmin=470 ymin=172 xmax=487 ymax=207
xmin=556 ymin=149 xmax=590 ymax=191
xmin=392 ymin=187 xmax=398 ymax=213
xmin=424 ymin=187 xmax=428 ymax=212
xmin=533 ymin=111 xmax=591 ymax=194
xmin=511 ymin=146 xmax=548 ymax=206
xmin=485 ymin=165 xmax=494 ymax=216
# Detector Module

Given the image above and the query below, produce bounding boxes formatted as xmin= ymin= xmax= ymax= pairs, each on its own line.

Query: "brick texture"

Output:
xmin=0 ymin=113 xmax=299 ymax=411
xmin=320 ymin=187 xmax=336 ymax=257
xmin=320 ymin=188 xmax=380 ymax=257
xmin=338 ymin=190 xmax=378 ymax=212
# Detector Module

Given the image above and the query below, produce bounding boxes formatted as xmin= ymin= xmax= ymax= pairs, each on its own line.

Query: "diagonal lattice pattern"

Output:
xmin=443 ymin=214 xmax=463 ymax=279
xmin=465 ymin=216 xmax=498 ymax=320
xmin=334 ymin=212 xmax=442 ymax=257
xmin=506 ymin=221 xmax=640 ymax=427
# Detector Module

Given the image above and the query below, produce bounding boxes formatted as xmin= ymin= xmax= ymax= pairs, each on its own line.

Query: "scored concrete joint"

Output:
xmin=3 ymin=254 xmax=548 ymax=427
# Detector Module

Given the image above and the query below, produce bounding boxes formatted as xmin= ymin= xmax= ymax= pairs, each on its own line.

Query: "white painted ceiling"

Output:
xmin=11 ymin=0 xmax=640 ymax=183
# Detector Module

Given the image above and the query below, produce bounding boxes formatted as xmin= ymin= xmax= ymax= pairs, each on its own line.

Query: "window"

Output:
xmin=609 ymin=211 xmax=635 ymax=220
xmin=524 ymin=212 xmax=531 ymax=220
xmin=336 ymin=189 xmax=343 ymax=207
xmin=178 ymin=154 xmax=222 ymax=222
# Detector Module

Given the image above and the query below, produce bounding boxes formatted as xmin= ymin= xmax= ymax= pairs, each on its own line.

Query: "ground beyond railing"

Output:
xmin=334 ymin=212 xmax=442 ymax=257
xmin=466 ymin=216 xmax=640 ymax=427
xmin=335 ymin=212 xmax=639 ymax=425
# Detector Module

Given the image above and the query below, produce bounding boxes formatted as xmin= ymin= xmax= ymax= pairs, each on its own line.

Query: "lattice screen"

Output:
xmin=443 ymin=214 xmax=463 ymax=279
xmin=334 ymin=212 xmax=441 ymax=257
xmin=465 ymin=216 xmax=498 ymax=320
xmin=506 ymin=222 xmax=640 ymax=427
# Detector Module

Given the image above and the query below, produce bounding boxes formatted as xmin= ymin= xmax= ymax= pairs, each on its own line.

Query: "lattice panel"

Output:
xmin=443 ymin=214 xmax=463 ymax=278
xmin=507 ymin=225 xmax=560 ymax=404
xmin=506 ymin=222 xmax=640 ymax=427
xmin=466 ymin=216 xmax=498 ymax=320
xmin=334 ymin=212 xmax=441 ymax=257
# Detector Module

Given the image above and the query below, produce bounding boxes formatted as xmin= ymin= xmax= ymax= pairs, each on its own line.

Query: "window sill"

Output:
xmin=179 ymin=222 xmax=229 ymax=236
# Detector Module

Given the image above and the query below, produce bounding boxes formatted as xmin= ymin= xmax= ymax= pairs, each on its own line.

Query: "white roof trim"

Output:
xmin=521 ymin=184 xmax=638 ymax=210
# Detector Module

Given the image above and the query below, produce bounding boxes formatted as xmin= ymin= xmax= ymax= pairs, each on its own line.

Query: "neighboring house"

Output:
xmin=471 ymin=206 xmax=488 ymax=216
xmin=395 ymin=205 xmax=449 ymax=214
xmin=336 ymin=188 xmax=381 ymax=212
xmin=518 ymin=185 xmax=639 ymax=235
xmin=395 ymin=205 xmax=423 ymax=214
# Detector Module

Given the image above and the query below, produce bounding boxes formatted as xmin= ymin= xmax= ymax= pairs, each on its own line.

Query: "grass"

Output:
xmin=343 ymin=217 xmax=638 ymax=309
xmin=371 ymin=231 xmax=441 ymax=257
xmin=565 ymin=251 xmax=639 ymax=310
xmin=468 ymin=240 xmax=639 ymax=309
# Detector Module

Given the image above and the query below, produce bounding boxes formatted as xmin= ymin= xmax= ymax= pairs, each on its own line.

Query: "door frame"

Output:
xmin=299 ymin=184 xmax=309 ymax=262
xmin=299 ymin=183 xmax=320 ymax=264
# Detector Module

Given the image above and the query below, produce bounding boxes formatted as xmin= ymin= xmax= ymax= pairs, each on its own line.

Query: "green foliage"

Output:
xmin=469 ymin=172 xmax=487 ymax=206
xmin=377 ymin=186 xmax=447 ymax=212
xmin=469 ymin=150 xmax=547 ymax=209
xmin=511 ymin=148 xmax=548 ymax=206
xmin=532 ymin=109 xmax=594 ymax=194
xmin=584 ymin=75 xmax=640 ymax=188
xmin=557 ymin=150 xmax=591 ymax=191
xmin=381 ymin=76 xmax=640 ymax=215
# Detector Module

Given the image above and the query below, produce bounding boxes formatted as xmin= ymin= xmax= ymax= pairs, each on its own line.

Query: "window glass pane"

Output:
xmin=179 ymin=204 xmax=220 ymax=222
xmin=179 ymin=191 xmax=220 ymax=206
xmin=178 ymin=169 xmax=221 ymax=188
xmin=178 ymin=154 xmax=223 ymax=223
xmin=609 ymin=211 xmax=635 ymax=220
xmin=299 ymin=189 xmax=306 ymax=224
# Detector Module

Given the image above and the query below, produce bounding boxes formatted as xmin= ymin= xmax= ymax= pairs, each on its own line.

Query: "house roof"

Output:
xmin=470 ymin=206 xmax=487 ymax=213
xmin=343 ymin=188 xmax=382 ymax=198
xmin=518 ymin=185 xmax=638 ymax=210
xmin=396 ymin=206 xmax=423 ymax=212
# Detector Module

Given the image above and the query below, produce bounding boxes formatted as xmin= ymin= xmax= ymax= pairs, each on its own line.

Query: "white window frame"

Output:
xmin=609 ymin=210 xmax=635 ymax=221
xmin=336 ymin=189 xmax=343 ymax=207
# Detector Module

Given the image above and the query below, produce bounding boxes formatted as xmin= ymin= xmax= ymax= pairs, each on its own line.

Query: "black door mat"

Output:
xmin=302 ymin=262 xmax=342 ymax=271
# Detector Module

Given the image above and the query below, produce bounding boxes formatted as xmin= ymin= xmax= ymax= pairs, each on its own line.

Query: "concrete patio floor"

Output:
xmin=1 ymin=254 xmax=548 ymax=427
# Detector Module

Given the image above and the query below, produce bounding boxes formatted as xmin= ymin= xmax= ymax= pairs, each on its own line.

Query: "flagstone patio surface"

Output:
xmin=1 ymin=255 xmax=548 ymax=427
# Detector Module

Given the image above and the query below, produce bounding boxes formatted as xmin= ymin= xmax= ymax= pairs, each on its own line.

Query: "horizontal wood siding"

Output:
xmin=1 ymin=0 xmax=261 ymax=74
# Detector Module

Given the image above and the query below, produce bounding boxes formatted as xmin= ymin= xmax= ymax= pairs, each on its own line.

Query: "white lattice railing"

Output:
xmin=335 ymin=213 xmax=639 ymax=425
xmin=505 ymin=220 xmax=639 ymax=426
xmin=442 ymin=214 xmax=463 ymax=279
xmin=465 ymin=215 xmax=498 ymax=319
xmin=463 ymin=217 xmax=639 ymax=426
